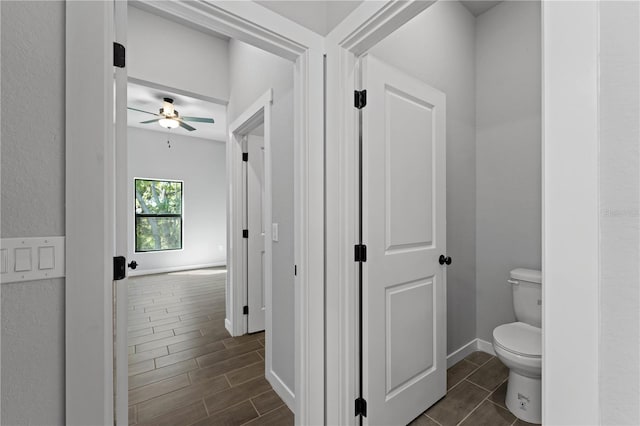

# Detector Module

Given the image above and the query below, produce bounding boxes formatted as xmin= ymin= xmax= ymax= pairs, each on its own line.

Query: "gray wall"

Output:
xmin=475 ymin=1 xmax=542 ymax=342
xmin=1 ymin=1 xmax=66 ymax=424
xmin=599 ymin=1 xmax=640 ymax=423
xmin=127 ymin=128 xmax=227 ymax=273
xmin=227 ymin=39 xmax=296 ymax=393
xmin=370 ymin=0 xmax=478 ymax=354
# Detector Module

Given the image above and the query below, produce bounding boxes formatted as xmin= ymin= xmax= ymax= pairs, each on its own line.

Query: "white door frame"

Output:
xmin=65 ymin=2 xmax=325 ymax=424
xmin=227 ymin=89 xmax=273 ymax=338
xmin=326 ymin=1 xmax=602 ymax=425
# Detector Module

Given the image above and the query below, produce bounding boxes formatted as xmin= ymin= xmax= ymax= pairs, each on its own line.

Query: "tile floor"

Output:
xmin=408 ymin=352 xmax=537 ymax=426
xmin=127 ymin=268 xmax=293 ymax=426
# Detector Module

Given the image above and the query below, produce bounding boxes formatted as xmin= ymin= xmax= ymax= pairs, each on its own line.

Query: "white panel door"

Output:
xmin=247 ymin=134 xmax=266 ymax=333
xmin=361 ymin=54 xmax=447 ymax=426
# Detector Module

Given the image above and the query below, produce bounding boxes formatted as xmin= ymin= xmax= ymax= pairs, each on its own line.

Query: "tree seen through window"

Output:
xmin=135 ymin=179 xmax=183 ymax=252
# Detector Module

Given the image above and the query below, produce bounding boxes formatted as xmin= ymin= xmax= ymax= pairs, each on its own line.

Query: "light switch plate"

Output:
xmin=1 ymin=237 xmax=65 ymax=283
xmin=272 ymin=223 xmax=279 ymax=242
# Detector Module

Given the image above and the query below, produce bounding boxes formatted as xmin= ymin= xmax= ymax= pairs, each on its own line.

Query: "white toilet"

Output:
xmin=493 ymin=268 xmax=542 ymax=424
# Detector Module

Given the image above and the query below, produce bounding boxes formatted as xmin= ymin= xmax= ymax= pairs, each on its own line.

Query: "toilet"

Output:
xmin=493 ymin=268 xmax=542 ymax=424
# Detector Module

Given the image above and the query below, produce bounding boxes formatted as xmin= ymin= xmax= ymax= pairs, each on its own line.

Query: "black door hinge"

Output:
xmin=355 ymin=397 xmax=367 ymax=417
xmin=354 ymin=244 xmax=367 ymax=262
xmin=113 ymin=42 xmax=125 ymax=68
xmin=242 ymin=152 xmax=248 ymax=162
xmin=354 ymin=90 xmax=367 ymax=109
xmin=243 ymin=305 xmax=249 ymax=315
xmin=243 ymin=229 xmax=249 ymax=238
xmin=113 ymin=256 xmax=126 ymax=280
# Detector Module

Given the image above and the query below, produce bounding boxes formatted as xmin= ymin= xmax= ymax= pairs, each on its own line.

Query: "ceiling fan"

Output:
xmin=128 ymin=98 xmax=214 ymax=131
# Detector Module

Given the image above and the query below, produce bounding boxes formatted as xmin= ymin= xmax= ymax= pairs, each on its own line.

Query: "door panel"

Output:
xmin=361 ymin=54 xmax=446 ymax=426
xmin=247 ymin=134 xmax=266 ymax=333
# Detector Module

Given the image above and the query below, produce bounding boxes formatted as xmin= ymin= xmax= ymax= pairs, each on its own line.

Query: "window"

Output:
xmin=135 ymin=179 xmax=183 ymax=252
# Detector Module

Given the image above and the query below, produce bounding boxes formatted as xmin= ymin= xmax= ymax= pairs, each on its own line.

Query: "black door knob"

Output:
xmin=128 ymin=260 xmax=138 ymax=270
xmin=439 ymin=255 xmax=452 ymax=265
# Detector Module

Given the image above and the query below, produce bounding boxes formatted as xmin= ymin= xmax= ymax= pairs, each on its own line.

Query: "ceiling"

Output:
xmin=127 ymin=81 xmax=227 ymax=141
xmin=459 ymin=1 xmax=502 ymax=16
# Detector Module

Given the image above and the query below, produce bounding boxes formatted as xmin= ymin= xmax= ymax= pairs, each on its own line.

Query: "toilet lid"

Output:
xmin=493 ymin=322 xmax=541 ymax=358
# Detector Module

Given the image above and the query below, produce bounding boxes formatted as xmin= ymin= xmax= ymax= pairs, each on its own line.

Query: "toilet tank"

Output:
xmin=510 ymin=268 xmax=542 ymax=327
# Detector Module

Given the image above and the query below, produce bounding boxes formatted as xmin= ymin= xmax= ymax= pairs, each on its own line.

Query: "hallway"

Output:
xmin=127 ymin=268 xmax=292 ymax=425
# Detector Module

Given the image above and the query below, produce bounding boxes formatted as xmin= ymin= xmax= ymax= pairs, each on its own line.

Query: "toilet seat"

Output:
xmin=493 ymin=322 xmax=541 ymax=358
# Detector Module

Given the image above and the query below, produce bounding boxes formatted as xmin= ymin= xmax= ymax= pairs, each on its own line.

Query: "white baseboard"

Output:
xmin=225 ymin=318 xmax=233 ymax=336
xmin=447 ymin=338 xmax=496 ymax=367
xmin=266 ymin=369 xmax=295 ymax=412
xmin=128 ymin=262 xmax=226 ymax=277
xmin=476 ymin=338 xmax=496 ymax=356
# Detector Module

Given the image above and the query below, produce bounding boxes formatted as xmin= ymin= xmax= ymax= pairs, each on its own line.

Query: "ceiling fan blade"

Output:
xmin=178 ymin=120 xmax=196 ymax=131
xmin=128 ymin=107 xmax=159 ymax=116
xmin=140 ymin=118 xmax=161 ymax=124
xmin=181 ymin=116 xmax=215 ymax=124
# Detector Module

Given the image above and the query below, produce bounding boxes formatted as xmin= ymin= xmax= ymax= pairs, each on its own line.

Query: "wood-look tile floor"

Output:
xmin=127 ymin=268 xmax=293 ymax=426
xmin=409 ymin=352 xmax=537 ymax=426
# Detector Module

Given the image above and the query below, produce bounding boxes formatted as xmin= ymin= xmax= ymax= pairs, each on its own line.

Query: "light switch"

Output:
xmin=0 ymin=249 xmax=8 ymax=274
xmin=272 ymin=223 xmax=279 ymax=242
xmin=15 ymin=247 xmax=32 ymax=272
xmin=39 ymin=246 xmax=55 ymax=270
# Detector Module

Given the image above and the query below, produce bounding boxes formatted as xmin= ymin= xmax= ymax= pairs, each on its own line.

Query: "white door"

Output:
xmin=247 ymin=134 xmax=266 ymax=333
xmin=361 ymin=54 xmax=447 ymax=425
xmin=114 ymin=1 xmax=129 ymax=424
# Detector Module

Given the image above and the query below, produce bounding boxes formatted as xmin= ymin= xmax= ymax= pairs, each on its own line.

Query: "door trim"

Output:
xmin=65 ymin=2 xmax=325 ymax=424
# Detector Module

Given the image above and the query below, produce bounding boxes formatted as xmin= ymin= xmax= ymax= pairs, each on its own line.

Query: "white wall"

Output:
xmin=227 ymin=39 xmax=296 ymax=393
xmin=370 ymin=1 xmax=478 ymax=354
xmin=1 ymin=1 xmax=66 ymax=424
xmin=599 ymin=1 xmax=640 ymax=423
xmin=127 ymin=127 xmax=227 ymax=274
xmin=475 ymin=1 xmax=542 ymax=342
xmin=128 ymin=6 xmax=229 ymax=101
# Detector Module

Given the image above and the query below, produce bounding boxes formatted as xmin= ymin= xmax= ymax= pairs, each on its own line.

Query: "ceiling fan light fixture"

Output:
xmin=159 ymin=117 xmax=179 ymax=129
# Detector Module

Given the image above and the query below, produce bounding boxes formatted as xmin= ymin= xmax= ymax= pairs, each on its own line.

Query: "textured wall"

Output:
xmin=475 ymin=1 xmax=541 ymax=342
xmin=127 ymin=128 xmax=227 ymax=273
xmin=227 ymin=39 xmax=296 ymax=393
xmin=370 ymin=0 xmax=478 ymax=354
xmin=599 ymin=1 xmax=640 ymax=423
xmin=1 ymin=1 xmax=66 ymax=424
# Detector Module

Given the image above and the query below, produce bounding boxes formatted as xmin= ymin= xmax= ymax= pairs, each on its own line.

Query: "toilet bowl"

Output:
xmin=493 ymin=322 xmax=541 ymax=424
xmin=492 ymin=268 xmax=542 ymax=424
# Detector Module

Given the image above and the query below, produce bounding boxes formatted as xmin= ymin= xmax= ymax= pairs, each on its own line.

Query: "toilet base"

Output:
xmin=505 ymin=370 xmax=541 ymax=424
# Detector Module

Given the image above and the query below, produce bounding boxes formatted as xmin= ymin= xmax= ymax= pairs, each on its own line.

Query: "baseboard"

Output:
xmin=128 ymin=262 xmax=226 ymax=277
xmin=225 ymin=318 xmax=233 ymax=337
xmin=447 ymin=339 xmax=479 ymax=368
xmin=447 ymin=338 xmax=496 ymax=367
xmin=266 ymin=369 xmax=295 ymax=412
xmin=476 ymin=338 xmax=496 ymax=356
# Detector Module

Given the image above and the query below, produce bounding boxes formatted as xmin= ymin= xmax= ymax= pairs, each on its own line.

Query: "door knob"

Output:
xmin=439 ymin=255 xmax=452 ymax=265
xmin=128 ymin=260 xmax=138 ymax=270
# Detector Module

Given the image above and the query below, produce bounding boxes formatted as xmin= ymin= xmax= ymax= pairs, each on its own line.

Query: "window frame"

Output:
xmin=134 ymin=177 xmax=184 ymax=253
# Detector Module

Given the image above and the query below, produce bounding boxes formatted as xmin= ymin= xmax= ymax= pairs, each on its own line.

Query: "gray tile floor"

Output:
xmin=409 ymin=352 xmax=537 ymax=426
xmin=127 ymin=268 xmax=293 ymax=425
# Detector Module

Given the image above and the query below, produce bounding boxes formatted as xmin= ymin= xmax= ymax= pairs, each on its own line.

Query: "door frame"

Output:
xmin=65 ymin=2 xmax=325 ymax=424
xmin=227 ymin=89 xmax=273 ymax=338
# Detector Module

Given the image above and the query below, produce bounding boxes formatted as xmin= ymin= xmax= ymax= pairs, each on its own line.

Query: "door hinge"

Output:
xmin=113 ymin=42 xmax=126 ymax=68
xmin=243 ymin=305 xmax=249 ymax=315
xmin=113 ymin=256 xmax=126 ymax=280
xmin=354 ymin=90 xmax=367 ymax=109
xmin=243 ymin=229 xmax=249 ymax=238
xmin=294 ymin=265 xmax=297 ymax=276
xmin=354 ymin=244 xmax=367 ymax=262
xmin=355 ymin=397 xmax=367 ymax=417
xmin=242 ymin=152 xmax=248 ymax=162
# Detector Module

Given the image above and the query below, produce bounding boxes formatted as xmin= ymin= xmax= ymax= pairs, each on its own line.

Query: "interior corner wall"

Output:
xmin=599 ymin=1 xmax=640 ymax=423
xmin=127 ymin=5 xmax=229 ymax=100
xmin=227 ymin=39 xmax=296 ymax=394
xmin=475 ymin=1 xmax=542 ymax=342
xmin=369 ymin=0 xmax=478 ymax=354
xmin=1 ymin=1 xmax=66 ymax=424
xmin=127 ymin=127 xmax=226 ymax=274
